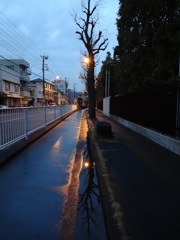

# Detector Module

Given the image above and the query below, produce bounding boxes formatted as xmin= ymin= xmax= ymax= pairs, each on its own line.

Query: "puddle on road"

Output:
xmin=73 ymin=133 xmax=107 ymax=240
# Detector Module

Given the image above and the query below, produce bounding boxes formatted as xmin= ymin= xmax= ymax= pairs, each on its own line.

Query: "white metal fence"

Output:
xmin=0 ymin=105 xmax=77 ymax=149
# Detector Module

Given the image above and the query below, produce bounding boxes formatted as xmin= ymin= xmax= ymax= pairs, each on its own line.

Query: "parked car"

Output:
xmin=0 ymin=105 xmax=8 ymax=109
xmin=49 ymin=103 xmax=57 ymax=106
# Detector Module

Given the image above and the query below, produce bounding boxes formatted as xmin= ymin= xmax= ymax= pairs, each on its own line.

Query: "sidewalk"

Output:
xmin=87 ymin=110 xmax=180 ymax=240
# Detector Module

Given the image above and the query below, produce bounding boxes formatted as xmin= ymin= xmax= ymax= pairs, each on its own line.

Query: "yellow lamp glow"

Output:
xmin=84 ymin=161 xmax=90 ymax=168
xmin=84 ymin=57 xmax=90 ymax=64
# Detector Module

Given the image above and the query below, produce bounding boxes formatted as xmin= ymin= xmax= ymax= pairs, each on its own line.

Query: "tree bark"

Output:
xmin=88 ymin=57 xmax=96 ymax=118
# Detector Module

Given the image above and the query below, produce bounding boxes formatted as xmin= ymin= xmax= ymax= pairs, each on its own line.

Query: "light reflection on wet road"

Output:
xmin=0 ymin=110 xmax=107 ymax=240
xmin=73 ymin=134 xmax=107 ymax=240
xmin=0 ymin=111 xmax=83 ymax=240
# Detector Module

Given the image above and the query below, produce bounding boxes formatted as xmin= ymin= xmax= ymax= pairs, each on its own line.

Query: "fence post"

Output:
xmin=60 ymin=106 xmax=63 ymax=117
xmin=0 ymin=113 xmax=2 ymax=147
xmin=24 ymin=108 xmax=28 ymax=139
xmin=44 ymin=107 xmax=47 ymax=127
xmin=54 ymin=106 xmax=56 ymax=120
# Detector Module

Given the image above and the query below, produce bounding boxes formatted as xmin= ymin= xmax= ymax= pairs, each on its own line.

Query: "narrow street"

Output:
xmin=0 ymin=110 xmax=106 ymax=240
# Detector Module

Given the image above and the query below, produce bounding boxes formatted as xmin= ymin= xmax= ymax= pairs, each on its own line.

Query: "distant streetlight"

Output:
xmin=55 ymin=76 xmax=60 ymax=81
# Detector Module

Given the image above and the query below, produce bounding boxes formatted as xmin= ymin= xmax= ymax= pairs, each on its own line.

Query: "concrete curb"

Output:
xmin=0 ymin=110 xmax=77 ymax=165
xmin=109 ymin=114 xmax=180 ymax=156
xmin=87 ymin=115 xmax=122 ymax=240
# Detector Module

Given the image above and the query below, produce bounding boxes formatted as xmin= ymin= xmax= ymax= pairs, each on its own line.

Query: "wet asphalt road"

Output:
xmin=0 ymin=110 xmax=107 ymax=240
xmin=0 ymin=111 xmax=83 ymax=240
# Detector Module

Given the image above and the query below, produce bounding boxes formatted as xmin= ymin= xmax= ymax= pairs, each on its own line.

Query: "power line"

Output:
xmin=0 ymin=10 xmax=44 ymax=56
xmin=0 ymin=26 xmax=40 ymax=62
xmin=0 ymin=41 xmax=23 ymax=58
xmin=0 ymin=11 xmax=64 ymax=82
xmin=0 ymin=11 xmax=44 ymax=75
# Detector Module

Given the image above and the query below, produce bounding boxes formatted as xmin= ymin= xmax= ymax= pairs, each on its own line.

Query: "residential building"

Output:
xmin=29 ymin=81 xmax=43 ymax=106
xmin=31 ymin=78 xmax=54 ymax=105
xmin=0 ymin=59 xmax=31 ymax=106
xmin=52 ymin=77 xmax=67 ymax=95
xmin=52 ymin=77 xmax=68 ymax=105
xmin=0 ymin=64 xmax=21 ymax=106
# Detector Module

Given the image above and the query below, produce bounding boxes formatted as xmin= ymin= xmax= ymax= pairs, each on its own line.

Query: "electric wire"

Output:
xmin=0 ymin=10 xmax=44 ymax=56
xmin=0 ymin=10 xmax=62 ymax=82
xmin=0 ymin=11 xmax=45 ymax=79
xmin=0 ymin=26 xmax=41 ymax=62
xmin=0 ymin=41 xmax=23 ymax=59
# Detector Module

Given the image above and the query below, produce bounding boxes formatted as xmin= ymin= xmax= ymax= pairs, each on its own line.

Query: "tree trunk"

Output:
xmin=88 ymin=59 xmax=96 ymax=118
xmin=75 ymin=0 xmax=108 ymax=118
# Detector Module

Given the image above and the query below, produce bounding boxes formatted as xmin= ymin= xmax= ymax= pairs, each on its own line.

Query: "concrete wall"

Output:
xmin=103 ymin=96 xmax=111 ymax=116
xmin=0 ymin=65 xmax=20 ymax=84
xmin=110 ymin=114 xmax=180 ymax=156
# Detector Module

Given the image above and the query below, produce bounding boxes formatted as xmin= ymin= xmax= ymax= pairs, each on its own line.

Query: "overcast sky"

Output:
xmin=0 ymin=0 xmax=118 ymax=92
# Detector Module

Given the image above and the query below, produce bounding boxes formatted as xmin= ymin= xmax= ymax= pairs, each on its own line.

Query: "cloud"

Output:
xmin=0 ymin=0 xmax=118 ymax=91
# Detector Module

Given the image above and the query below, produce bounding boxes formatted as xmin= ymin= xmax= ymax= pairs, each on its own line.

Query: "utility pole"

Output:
xmin=64 ymin=78 xmax=68 ymax=95
xmin=74 ymin=83 xmax=77 ymax=100
xmin=105 ymin=70 xmax=110 ymax=97
xmin=41 ymin=55 xmax=48 ymax=105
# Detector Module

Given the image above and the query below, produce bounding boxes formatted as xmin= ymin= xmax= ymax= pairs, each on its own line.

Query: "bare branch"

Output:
xmin=89 ymin=20 xmax=97 ymax=40
xmin=76 ymin=31 xmax=88 ymax=49
xmin=93 ymin=38 xmax=109 ymax=55
xmin=93 ymin=30 xmax=102 ymax=48
xmin=80 ymin=17 xmax=86 ymax=26
xmin=76 ymin=22 xmax=84 ymax=31
xmin=90 ymin=6 xmax=97 ymax=16
xmin=83 ymin=9 xmax=88 ymax=15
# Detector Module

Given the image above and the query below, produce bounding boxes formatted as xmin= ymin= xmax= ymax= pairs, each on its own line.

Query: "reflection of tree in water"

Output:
xmin=78 ymin=134 xmax=101 ymax=238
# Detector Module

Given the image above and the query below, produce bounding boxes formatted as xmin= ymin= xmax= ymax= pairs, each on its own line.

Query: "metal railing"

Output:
xmin=0 ymin=105 xmax=77 ymax=149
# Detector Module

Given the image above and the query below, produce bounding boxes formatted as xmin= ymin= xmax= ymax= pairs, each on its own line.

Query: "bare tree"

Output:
xmin=79 ymin=59 xmax=88 ymax=90
xmin=75 ymin=0 xmax=108 ymax=118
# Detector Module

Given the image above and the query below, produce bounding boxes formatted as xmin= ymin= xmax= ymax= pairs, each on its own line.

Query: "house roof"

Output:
xmin=31 ymin=78 xmax=52 ymax=84
xmin=31 ymin=78 xmax=43 ymax=83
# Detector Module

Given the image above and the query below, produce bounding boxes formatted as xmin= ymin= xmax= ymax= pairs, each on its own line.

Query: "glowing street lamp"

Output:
xmin=84 ymin=161 xmax=90 ymax=168
xmin=82 ymin=56 xmax=90 ymax=70
xmin=84 ymin=57 xmax=90 ymax=64
xmin=55 ymin=75 xmax=60 ymax=81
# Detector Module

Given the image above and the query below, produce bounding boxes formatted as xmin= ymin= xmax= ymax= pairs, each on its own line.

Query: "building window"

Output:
xmin=5 ymin=82 xmax=10 ymax=91
xmin=14 ymin=84 xmax=19 ymax=92
xmin=6 ymin=65 xmax=14 ymax=70
xmin=30 ymin=89 xmax=35 ymax=97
